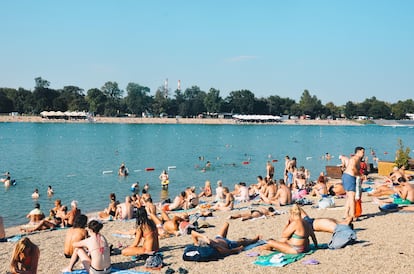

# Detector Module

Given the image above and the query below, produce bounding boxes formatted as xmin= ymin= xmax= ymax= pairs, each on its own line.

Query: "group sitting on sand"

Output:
xmin=5 ymin=148 xmax=414 ymax=273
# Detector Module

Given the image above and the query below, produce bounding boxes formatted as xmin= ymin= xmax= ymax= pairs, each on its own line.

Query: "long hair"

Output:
xmin=290 ymin=204 xmax=302 ymax=218
xmin=10 ymin=237 xmax=36 ymax=269
xmin=135 ymin=207 xmax=156 ymax=231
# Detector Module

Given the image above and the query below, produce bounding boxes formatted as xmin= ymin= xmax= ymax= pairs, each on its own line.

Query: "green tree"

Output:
xmin=226 ymin=89 xmax=255 ymax=114
xmin=86 ymin=88 xmax=107 ymax=115
xmin=0 ymin=89 xmax=14 ymax=113
xmin=204 ymin=88 xmax=222 ymax=114
xmin=391 ymin=99 xmax=414 ymax=120
xmin=344 ymin=101 xmax=357 ymax=119
xmin=34 ymin=77 xmax=50 ymax=89
xmin=125 ymin=82 xmax=151 ymax=115
xmin=152 ymin=87 xmax=170 ymax=116
xmin=182 ymin=86 xmax=206 ymax=117
xmin=298 ymin=90 xmax=324 ymax=118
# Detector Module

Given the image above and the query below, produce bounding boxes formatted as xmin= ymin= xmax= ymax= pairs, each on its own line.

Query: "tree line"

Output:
xmin=0 ymin=77 xmax=413 ymax=120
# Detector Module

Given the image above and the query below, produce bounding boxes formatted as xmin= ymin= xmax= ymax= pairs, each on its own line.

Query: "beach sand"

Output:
xmin=0 ymin=115 xmax=361 ymax=126
xmin=1 ymin=176 xmax=414 ymax=274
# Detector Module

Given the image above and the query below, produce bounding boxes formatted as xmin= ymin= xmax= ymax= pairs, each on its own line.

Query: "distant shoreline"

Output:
xmin=0 ymin=115 xmax=361 ymax=126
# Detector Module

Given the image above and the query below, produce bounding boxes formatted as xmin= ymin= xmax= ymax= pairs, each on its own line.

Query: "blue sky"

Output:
xmin=1 ymin=0 xmax=413 ymax=105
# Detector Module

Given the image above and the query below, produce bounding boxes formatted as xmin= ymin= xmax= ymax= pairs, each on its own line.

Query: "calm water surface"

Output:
xmin=1 ymin=122 xmax=413 ymax=227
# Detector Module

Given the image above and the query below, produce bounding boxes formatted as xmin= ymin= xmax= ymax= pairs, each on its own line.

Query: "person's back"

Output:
xmin=64 ymin=214 xmax=88 ymax=257
xmin=87 ymin=233 xmax=111 ymax=270
xmin=64 ymin=227 xmax=87 ymax=257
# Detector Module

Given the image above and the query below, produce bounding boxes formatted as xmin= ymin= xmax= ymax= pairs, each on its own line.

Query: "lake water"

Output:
xmin=1 ymin=122 xmax=413 ymax=227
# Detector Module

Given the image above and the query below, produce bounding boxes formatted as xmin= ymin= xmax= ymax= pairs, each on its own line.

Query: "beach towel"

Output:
xmin=254 ymin=249 xmax=316 ymax=267
xmin=63 ymin=268 xmax=149 ymax=274
xmin=244 ymin=240 xmax=267 ymax=250
xmin=112 ymin=233 xmax=134 ymax=239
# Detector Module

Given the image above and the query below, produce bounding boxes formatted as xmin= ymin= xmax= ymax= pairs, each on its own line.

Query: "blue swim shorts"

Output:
xmin=342 ymin=173 xmax=356 ymax=192
xmin=215 ymin=235 xmax=238 ymax=249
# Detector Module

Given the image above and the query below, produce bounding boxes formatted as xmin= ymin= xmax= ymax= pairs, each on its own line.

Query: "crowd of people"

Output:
xmin=3 ymin=146 xmax=414 ymax=273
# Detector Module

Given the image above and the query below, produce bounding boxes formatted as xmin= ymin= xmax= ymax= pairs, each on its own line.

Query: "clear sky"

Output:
xmin=1 ymin=0 xmax=413 ymax=105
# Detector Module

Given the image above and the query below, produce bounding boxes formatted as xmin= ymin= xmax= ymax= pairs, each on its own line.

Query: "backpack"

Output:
xmin=144 ymin=253 xmax=163 ymax=269
xmin=328 ymin=224 xmax=357 ymax=249
xmin=182 ymin=245 xmax=220 ymax=262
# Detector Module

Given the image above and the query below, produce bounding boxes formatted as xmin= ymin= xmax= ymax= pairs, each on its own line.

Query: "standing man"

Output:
xmin=342 ymin=147 xmax=365 ymax=220
xmin=266 ymin=161 xmax=275 ymax=180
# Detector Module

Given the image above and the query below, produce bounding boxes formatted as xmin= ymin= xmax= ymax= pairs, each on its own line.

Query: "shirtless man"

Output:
xmin=266 ymin=161 xmax=275 ymax=180
xmin=162 ymin=191 xmax=186 ymax=211
xmin=21 ymin=203 xmax=45 ymax=231
xmin=374 ymin=178 xmax=414 ymax=206
xmin=342 ymin=147 xmax=365 ymax=220
xmin=64 ymin=214 xmax=88 ymax=257
xmin=143 ymin=196 xmax=157 ymax=216
xmin=271 ymin=179 xmax=292 ymax=206
xmin=62 ymin=200 xmax=81 ymax=227
xmin=212 ymin=187 xmax=234 ymax=211
xmin=115 ymin=196 xmax=134 ymax=220
xmin=149 ymin=210 xmax=189 ymax=237
xmin=259 ymin=179 xmax=277 ymax=204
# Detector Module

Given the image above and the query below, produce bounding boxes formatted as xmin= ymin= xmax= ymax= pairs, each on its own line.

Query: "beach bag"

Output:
xmin=182 ymin=245 xmax=219 ymax=262
xmin=318 ymin=197 xmax=335 ymax=209
xmin=144 ymin=253 xmax=163 ymax=269
xmin=328 ymin=224 xmax=357 ymax=249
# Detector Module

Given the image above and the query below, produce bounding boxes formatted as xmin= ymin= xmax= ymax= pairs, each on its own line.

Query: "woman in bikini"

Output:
xmin=62 ymin=220 xmax=111 ymax=274
xmin=121 ymin=207 xmax=160 ymax=256
xmin=260 ymin=204 xmax=317 ymax=254
xmin=10 ymin=237 xmax=40 ymax=274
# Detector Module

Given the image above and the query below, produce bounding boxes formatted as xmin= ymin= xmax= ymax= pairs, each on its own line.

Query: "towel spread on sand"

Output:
xmin=112 ymin=233 xmax=135 ymax=239
xmin=254 ymin=249 xmax=315 ymax=267
xmin=64 ymin=268 xmax=149 ymax=274
xmin=253 ymin=244 xmax=326 ymax=267
xmin=244 ymin=240 xmax=267 ymax=250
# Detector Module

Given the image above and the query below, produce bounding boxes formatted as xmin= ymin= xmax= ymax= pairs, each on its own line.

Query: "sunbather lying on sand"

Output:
xmin=191 ymin=221 xmax=261 ymax=257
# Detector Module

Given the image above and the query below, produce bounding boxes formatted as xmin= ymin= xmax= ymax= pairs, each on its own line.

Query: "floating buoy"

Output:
xmin=306 ymin=157 xmax=312 ymax=160
xmin=102 ymin=170 xmax=113 ymax=174
xmin=272 ymin=159 xmax=278 ymax=162
xmin=384 ymin=152 xmax=388 ymax=154
xmin=133 ymin=169 xmax=141 ymax=172
xmin=242 ymin=161 xmax=250 ymax=165
xmin=168 ymin=166 xmax=176 ymax=170
xmin=145 ymin=167 xmax=155 ymax=171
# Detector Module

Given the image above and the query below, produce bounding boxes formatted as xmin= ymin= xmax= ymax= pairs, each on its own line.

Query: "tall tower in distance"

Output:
xmin=164 ymin=78 xmax=168 ymax=98
xmin=177 ymin=80 xmax=181 ymax=91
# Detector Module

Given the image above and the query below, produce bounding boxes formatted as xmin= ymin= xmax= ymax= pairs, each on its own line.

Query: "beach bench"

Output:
xmin=325 ymin=165 xmax=343 ymax=179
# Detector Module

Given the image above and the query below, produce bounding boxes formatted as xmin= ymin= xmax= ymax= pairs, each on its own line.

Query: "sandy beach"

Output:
xmin=1 ymin=174 xmax=414 ymax=274
xmin=0 ymin=115 xmax=361 ymax=126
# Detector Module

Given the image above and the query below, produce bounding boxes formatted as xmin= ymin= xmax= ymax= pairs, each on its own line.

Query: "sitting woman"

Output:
xmin=98 ymin=193 xmax=119 ymax=220
xmin=198 ymin=180 xmax=212 ymax=198
xmin=10 ymin=237 xmax=40 ymax=274
xmin=310 ymin=175 xmax=328 ymax=197
xmin=62 ymin=220 xmax=111 ymax=273
xmin=121 ymin=207 xmax=160 ymax=257
xmin=228 ymin=206 xmax=278 ymax=221
xmin=260 ymin=204 xmax=317 ymax=254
